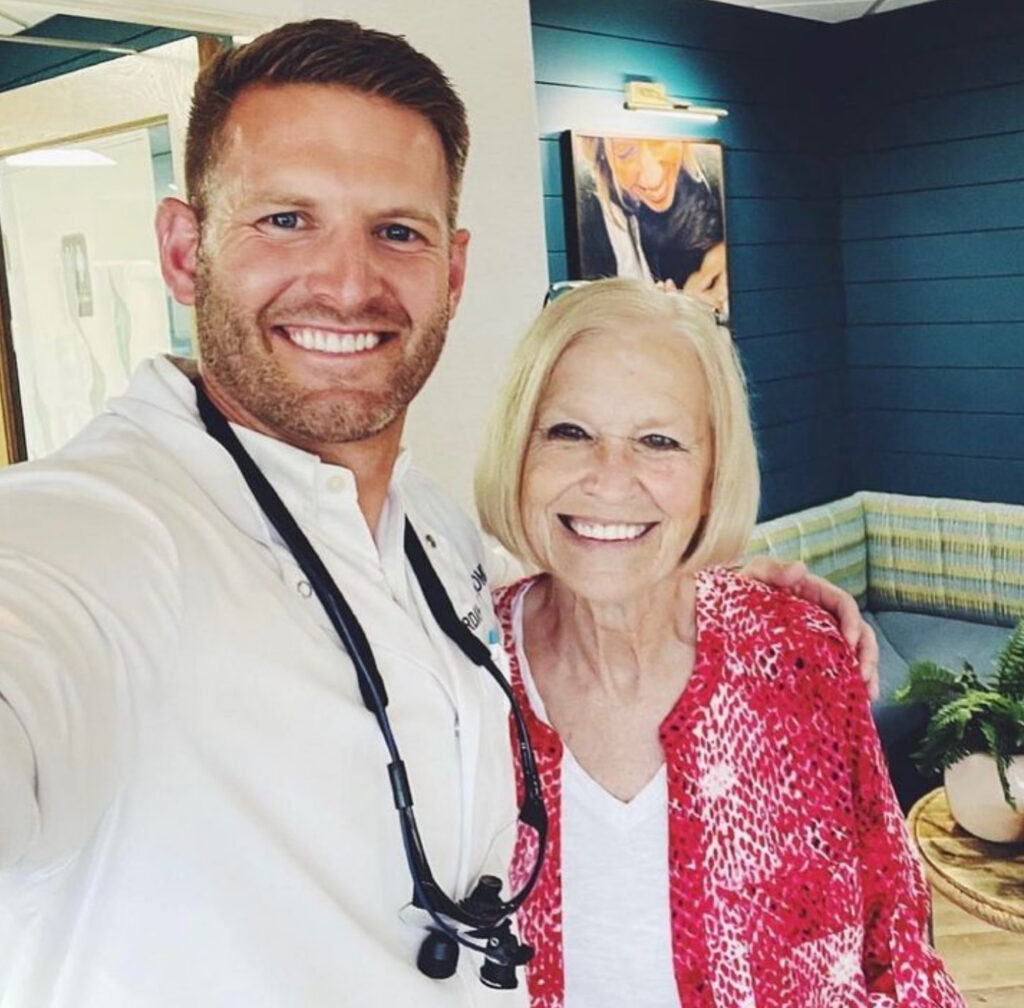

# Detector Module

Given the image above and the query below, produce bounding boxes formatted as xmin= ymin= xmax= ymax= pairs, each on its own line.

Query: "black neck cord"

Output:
xmin=192 ymin=381 xmax=546 ymax=958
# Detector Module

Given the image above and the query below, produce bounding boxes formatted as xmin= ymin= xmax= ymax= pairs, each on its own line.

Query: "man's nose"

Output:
xmin=304 ymin=230 xmax=385 ymax=306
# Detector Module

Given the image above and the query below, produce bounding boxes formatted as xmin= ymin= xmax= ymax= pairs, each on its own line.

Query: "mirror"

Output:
xmin=0 ymin=119 xmax=195 ymax=456
xmin=0 ymin=21 xmax=206 ymax=464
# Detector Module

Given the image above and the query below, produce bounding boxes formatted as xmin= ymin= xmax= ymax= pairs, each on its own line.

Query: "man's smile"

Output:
xmin=276 ymin=325 xmax=389 ymax=355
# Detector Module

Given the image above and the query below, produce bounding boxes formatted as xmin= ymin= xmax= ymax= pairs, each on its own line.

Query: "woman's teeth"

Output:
xmin=286 ymin=328 xmax=380 ymax=354
xmin=567 ymin=519 xmax=650 ymax=542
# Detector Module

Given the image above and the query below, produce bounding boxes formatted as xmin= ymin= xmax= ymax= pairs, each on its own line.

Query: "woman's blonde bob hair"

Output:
xmin=475 ymin=277 xmax=760 ymax=573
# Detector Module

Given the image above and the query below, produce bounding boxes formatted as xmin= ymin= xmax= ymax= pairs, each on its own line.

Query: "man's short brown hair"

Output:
xmin=185 ymin=19 xmax=469 ymax=226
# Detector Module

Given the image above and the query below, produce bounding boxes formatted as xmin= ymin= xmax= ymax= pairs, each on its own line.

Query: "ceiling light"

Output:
xmin=5 ymin=148 xmax=116 ymax=167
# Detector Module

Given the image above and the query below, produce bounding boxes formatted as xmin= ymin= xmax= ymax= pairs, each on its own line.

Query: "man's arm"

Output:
xmin=0 ymin=693 xmax=39 ymax=867
xmin=0 ymin=565 xmax=123 ymax=874
xmin=742 ymin=555 xmax=880 ymax=700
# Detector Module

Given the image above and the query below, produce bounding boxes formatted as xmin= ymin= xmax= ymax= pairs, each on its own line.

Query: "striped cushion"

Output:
xmin=745 ymin=494 xmax=868 ymax=605
xmin=862 ymin=492 xmax=1024 ymax=627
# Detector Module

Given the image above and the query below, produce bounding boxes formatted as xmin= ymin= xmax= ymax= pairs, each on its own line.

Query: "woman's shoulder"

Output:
xmin=491 ymin=574 xmax=544 ymax=628
xmin=697 ymin=566 xmax=856 ymax=687
xmin=492 ymin=574 xmax=542 ymax=612
xmin=697 ymin=565 xmax=844 ymax=636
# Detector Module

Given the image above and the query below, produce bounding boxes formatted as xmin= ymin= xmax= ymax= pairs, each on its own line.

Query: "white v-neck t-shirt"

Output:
xmin=512 ymin=589 xmax=679 ymax=1007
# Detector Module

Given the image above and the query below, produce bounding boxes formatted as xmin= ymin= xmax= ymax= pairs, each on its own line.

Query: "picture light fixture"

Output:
xmin=623 ymin=81 xmax=728 ymax=123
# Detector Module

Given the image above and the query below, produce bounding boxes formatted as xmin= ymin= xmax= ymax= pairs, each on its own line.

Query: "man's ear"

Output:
xmin=447 ymin=228 xmax=470 ymax=318
xmin=156 ymin=197 xmax=200 ymax=306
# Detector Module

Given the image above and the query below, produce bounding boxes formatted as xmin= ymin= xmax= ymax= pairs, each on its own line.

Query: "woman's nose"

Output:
xmin=639 ymin=145 xmax=662 ymax=185
xmin=580 ymin=437 xmax=638 ymax=498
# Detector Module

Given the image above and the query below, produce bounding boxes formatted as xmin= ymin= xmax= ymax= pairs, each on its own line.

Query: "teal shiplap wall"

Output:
xmin=834 ymin=0 xmax=1024 ymax=504
xmin=531 ymin=0 xmax=1024 ymax=517
xmin=532 ymin=0 xmax=850 ymax=519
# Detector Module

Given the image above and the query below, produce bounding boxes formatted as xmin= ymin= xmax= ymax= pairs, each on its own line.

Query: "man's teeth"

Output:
xmin=286 ymin=328 xmax=380 ymax=354
xmin=567 ymin=519 xmax=650 ymax=542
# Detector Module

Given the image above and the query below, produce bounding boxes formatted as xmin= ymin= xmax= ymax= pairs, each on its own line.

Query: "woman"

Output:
xmin=574 ymin=136 xmax=728 ymax=315
xmin=475 ymin=279 xmax=962 ymax=1008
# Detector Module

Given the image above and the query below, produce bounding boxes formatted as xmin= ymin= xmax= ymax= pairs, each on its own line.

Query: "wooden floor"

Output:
xmin=932 ymin=888 xmax=1024 ymax=1006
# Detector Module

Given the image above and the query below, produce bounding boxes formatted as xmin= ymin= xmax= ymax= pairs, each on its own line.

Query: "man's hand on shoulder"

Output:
xmin=740 ymin=555 xmax=880 ymax=700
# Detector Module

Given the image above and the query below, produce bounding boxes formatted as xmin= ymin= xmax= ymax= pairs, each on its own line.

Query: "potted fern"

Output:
xmin=892 ymin=619 xmax=1024 ymax=843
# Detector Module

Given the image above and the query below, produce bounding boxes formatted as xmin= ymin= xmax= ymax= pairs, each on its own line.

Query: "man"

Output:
xmin=0 ymin=19 xmax=874 ymax=1007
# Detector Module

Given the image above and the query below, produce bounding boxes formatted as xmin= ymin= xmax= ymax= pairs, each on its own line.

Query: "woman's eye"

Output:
xmin=637 ymin=433 xmax=682 ymax=451
xmin=265 ymin=212 xmax=301 ymax=229
xmin=546 ymin=422 xmax=589 ymax=442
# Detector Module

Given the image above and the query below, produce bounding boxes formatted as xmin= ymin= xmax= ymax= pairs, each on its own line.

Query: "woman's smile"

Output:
xmin=558 ymin=516 xmax=657 ymax=542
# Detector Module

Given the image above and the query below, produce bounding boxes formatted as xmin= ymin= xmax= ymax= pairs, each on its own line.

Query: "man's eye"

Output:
xmin=379 ymin=223 xmax=419 ymax=243
xmin=546 ymin=423 xmax=589 ymax=442
xmin=265 ymin=212 xmax=301 ymax=229
xmin=637 ymin=433 xmax=682 ymax=451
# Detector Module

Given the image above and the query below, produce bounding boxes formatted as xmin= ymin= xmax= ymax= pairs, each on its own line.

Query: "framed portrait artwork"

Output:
xmin=562 ymin=131 xmax=730 ymax=321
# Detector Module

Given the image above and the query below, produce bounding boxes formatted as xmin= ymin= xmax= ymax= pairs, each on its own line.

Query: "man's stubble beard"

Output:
xmin=193 ymin=257 xmax=450 ymax=448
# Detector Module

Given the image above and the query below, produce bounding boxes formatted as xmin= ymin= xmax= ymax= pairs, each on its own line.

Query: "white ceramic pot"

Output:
xmin=944 ymin=753 xmax=1024 ymax=843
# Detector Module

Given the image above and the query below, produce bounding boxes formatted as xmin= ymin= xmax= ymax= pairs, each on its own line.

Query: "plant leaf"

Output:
xmin=980 ymin=721 xmax=1019 ymax=810
xmin=892 ymin=660 xmax=962 ymax=712
xmin=995 ymin=619 xmax=1024 ymax=701
xmin=907 ymin=621 xmax=1024 ymax=793
xmin=959 ymin=661 xmax=984 ymax=691
xmin=912 ymin=691 xmax=1023 ymax=777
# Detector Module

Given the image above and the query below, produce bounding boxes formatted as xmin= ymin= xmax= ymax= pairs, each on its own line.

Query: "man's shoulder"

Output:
xmin=0 ymin=393 xmax=205 ymax=596
xmin=401 ymin=467 xmax=483 ymax=558
xmin=400 ymin=467 xmax=501 ymax=638
xmin=0 ymin=357 xmax=198 ymax=499
xmin=1 ymin=396 xmax=181 ymax=494
xmin=1 ymin=414 xmax=150 ymax=504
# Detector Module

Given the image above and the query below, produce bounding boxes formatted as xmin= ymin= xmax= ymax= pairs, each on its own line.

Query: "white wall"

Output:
xmin=10 ymin=0 xmax=548 ymax=510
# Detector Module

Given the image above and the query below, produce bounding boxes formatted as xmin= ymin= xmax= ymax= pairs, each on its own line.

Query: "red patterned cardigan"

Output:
xmin=495 ymin=567 xmax=964 ymax=1008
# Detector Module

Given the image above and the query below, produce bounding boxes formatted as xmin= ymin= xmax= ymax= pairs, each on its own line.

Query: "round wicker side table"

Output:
xmin=908 ymin=787 xmax=1024 ymax=934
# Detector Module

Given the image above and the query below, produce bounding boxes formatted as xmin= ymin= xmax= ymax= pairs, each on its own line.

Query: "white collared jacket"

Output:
xmin=0 ymin=356 xmax=522 ymax=1008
